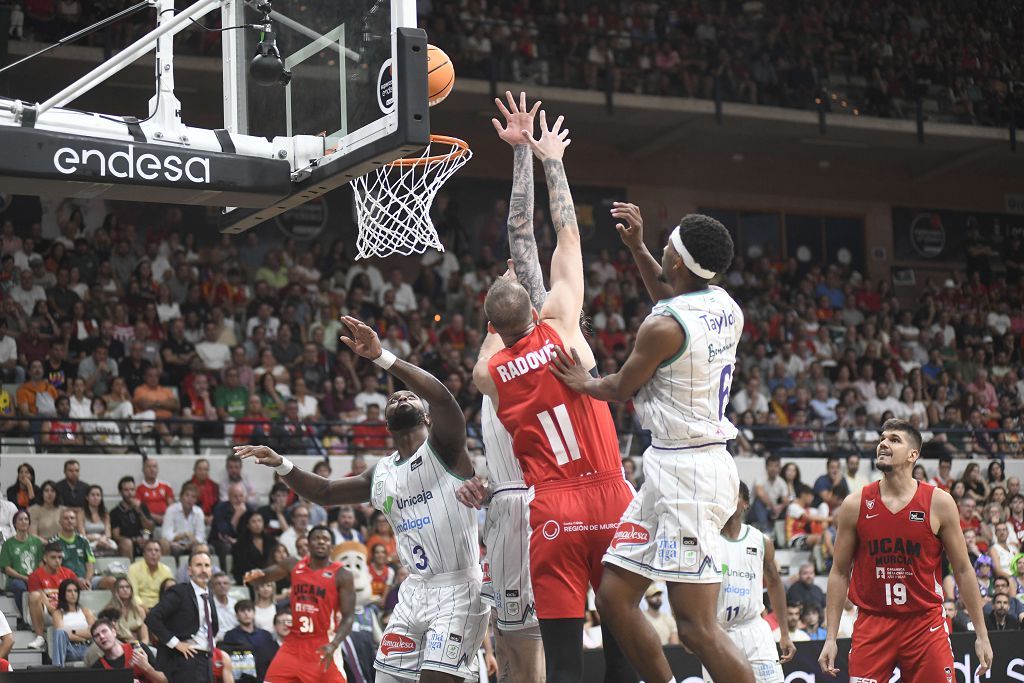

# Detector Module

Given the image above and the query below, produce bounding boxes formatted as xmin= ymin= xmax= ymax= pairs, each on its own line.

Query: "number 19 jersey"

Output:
xmin=370 ymin=441 xmax=479 ymax=578
xmin=487 ymin=321 xmax=621 ymax=487
xmin=849 ymin=481 xmax=944 ymax=614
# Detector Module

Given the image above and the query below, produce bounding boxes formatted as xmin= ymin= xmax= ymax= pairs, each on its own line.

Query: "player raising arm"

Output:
xmin=237 ymin=317 xmax=486 ymax=683
xmin=234 ymin=316 xmax=474 ymax=503
xmin=473 ymin=111 xmax=637 ymax=683
xmin=550 ymin=213 xmax=753 ymax=683
xmin=458 ymin=91 xmax=547 ymax=683
xmin=817 ymin=419 xmax=993 ymax=681
xmin=608 ymin=202 xmax=673 ymax=303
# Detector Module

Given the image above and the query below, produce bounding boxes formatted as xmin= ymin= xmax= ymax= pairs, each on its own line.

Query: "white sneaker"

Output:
xmin=27 ymin=635 xmax=45 ymax=649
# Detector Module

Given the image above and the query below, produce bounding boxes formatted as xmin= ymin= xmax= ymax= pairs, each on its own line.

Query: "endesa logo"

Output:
xmin=610 ymin=523 xmax=649 ymax=549
xmin=53 ymin=144 xmax=212 ymax=183
xmin=380 ymin=633 xmax=416 ymax=656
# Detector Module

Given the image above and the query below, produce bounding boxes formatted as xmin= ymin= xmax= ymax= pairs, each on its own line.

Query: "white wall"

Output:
xmin=3 ymin=454 xmax=1021 ymax=507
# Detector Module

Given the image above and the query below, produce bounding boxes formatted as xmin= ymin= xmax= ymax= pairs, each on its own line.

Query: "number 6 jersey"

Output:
xmin=849 ymin=480 xmax=944 ymax=613
xmin=487 ymin=321 xmax=622 ymax=487
xmin=370 ymin=442 xmax=479 ymax=578
xmin=633 ymin=286 xmax=743 ymax=447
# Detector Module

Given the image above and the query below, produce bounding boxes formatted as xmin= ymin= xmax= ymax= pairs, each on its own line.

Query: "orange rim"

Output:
xmin=388 ymin=134 xmax=471 ymax=168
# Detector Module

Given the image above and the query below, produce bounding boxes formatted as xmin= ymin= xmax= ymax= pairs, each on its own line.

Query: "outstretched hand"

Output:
xmin=339 ymin=316 xmax=383 ymax=361
xmin=611 ymin=202 xmax=644 ymax=250
xmin=548 ymin=346 xmax=590 ymax=393
xmin=522 ymin=110 xmax=571 ymax=162
xmin=492 ymin=91 xmax=541 ymax=146
xmin=233 ymin=444 xmax=284 ymax=468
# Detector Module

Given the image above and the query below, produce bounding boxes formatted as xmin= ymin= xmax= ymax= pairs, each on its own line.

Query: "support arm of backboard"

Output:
xmin=33 ymin=0 xmax=221 ymax=120
xmin=243 ymin=0 xmax=360 ymax=62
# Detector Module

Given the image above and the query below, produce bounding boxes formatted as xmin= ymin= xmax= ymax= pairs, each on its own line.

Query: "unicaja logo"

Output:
xmin=52 ymin=145 xmax=211 ymax=183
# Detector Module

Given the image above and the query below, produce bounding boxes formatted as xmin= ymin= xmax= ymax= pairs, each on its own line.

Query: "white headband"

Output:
xmin=670 ymin=225 xmax=716 ymax=280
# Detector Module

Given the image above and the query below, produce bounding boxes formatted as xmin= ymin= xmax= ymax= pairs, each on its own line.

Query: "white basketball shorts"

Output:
xmin=481 ymin=486 xmax=539 ymax=633
xmin=703 ymin=618 xmax=783 ymax=683
xmin=374 ymin=567 xmax=489 ymax=681
xmin=603 ymin=443 xmax=739 ymax=583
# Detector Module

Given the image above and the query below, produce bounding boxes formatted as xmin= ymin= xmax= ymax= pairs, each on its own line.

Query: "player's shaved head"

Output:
xmin=484 ymin=277 xmax=533 ymax=335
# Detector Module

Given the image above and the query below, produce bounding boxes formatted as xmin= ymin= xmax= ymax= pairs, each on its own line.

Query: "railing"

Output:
xmin=734 ymin=424 xmax=1023 ymax=461
xmin=2 ymin=417 xmax=1021 ymax=461
xmin=0 ymin=415 xmax=404 ymax=457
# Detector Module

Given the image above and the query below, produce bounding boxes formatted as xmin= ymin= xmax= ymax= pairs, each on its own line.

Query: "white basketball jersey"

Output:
xmin=633 ymin=286 xmax=743 ymax=444
xmin=480 ymin=395 xmax=525 ymax=487
xmin=716 ymin=524 xmax=766 ymax=627
xmin=370 ymin=441 xmax=479 ymax=578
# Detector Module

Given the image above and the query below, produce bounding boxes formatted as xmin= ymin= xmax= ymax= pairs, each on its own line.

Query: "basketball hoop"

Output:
xmin=351 ymin=134 xmax=471 ymax=259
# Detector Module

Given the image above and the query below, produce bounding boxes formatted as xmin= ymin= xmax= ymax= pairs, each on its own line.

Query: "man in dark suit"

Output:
xmin=145 ymin=551 xmax=219 ymax=683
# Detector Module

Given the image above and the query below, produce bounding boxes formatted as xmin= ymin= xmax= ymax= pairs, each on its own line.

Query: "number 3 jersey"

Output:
xmin=633 ymin=286 xmax=743 ymax=446
xmin=849 ymin=481 xmax=944 ymax=614
xmin=370 ymin=441 xmax=480 ymax=578
xmin=487 ymin=321 xmax=622 ymax=487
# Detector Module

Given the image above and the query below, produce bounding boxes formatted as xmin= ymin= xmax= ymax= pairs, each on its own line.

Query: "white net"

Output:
xmin=350 ymin=135 xmax=472 ymax=260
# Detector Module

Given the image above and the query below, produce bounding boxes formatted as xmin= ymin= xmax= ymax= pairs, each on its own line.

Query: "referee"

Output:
xmin=146 ymin=551 xmax=219 ymax=683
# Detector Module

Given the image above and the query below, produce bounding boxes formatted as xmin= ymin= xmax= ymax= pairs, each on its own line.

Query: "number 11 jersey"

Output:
xmin=487 ymin=321 xmax=621 ymax=487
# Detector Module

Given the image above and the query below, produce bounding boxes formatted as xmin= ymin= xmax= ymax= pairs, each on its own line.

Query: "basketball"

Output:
xmin=427 ymin=44 xmax=455 ymax=107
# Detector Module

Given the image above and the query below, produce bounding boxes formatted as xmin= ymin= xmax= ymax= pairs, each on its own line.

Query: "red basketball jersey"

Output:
xmin=289 ymin=557 xmax=343 ymax=641
xmin=488 ymin=322 xmax=621 ymax=487
xmin=849 ymin=481 xmax=944 ymax=614
xmin=136 ymin=480 xmax=174 ymax=517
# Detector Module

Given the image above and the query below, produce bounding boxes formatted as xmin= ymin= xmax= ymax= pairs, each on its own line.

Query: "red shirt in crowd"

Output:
xmin=27 ymin=565 xmax=79 ymax=608
xmin=136 ymin=479 xmax=175 ymax=518
xmin=190 ymin=477 xmax=220 ymax=516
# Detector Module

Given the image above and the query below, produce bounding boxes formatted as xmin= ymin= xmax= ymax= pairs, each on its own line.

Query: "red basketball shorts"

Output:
xmin=848 ymin=608 xmax=954 ymax=683
xmin=265 ymin=638 xmax=347 ymax=683
xmin=528 ymin=470 xmax=634 ymax=619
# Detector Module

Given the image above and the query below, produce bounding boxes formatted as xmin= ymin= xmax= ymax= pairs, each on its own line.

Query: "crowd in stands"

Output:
xmin=0 ymin=454 xmax=380 ymax=676
xmin=428 ymin=0 xmax=1024 ymax=126
xmin=1 ymin=197 xmax=1020 ymax=459
xmin=3 ymin=1 xmax=1021 ymax=127
xmin=0 ymin=187 xmax=1021 ymax=667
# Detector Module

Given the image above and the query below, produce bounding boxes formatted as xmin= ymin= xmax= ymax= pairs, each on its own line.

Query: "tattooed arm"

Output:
xmin=508 ymin=145 xmax=546 ymax=309
xmin=493 ymin=91 xmax=547 ymax=310
xmin=522 ymin=112 xmax=582 ymax=332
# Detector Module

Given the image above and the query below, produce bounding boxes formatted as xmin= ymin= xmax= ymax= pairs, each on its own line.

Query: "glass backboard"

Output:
xmin=220 ymin=0 xmax=429 ymax=233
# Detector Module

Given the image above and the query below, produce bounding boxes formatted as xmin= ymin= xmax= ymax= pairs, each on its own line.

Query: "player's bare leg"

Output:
xmin=666 ymin=581 xmax=754 ymax=683
xmin=494 ymin=623 xmax=545 ymax=683
xmin=595 ymin=566 xmax=672 ymax=683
